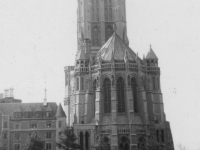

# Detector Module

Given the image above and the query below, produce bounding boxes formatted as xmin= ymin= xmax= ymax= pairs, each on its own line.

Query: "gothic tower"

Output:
xmin=77 ymin=0 xmax=129 ymax=53
xmin=64 ymin=1 xmax=174 ymax=150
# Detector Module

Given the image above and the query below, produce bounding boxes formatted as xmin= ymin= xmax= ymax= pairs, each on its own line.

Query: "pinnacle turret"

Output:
xmin=146 ymin=45 xmax=158 ymax=67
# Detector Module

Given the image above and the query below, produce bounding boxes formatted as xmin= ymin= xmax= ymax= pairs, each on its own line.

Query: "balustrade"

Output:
xmin=75 ymin=67 xmax=89 ymax=72
xmin=117 ymin=125 xmax=130 ymax=134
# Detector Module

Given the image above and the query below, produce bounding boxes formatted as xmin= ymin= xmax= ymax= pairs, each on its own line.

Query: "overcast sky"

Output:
xmin=0 ymin=0 xmax=200 ymax=149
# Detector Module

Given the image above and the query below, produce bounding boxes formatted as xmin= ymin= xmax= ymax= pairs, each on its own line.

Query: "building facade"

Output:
xmin=0 ymin=101 xmax=66 ymax=150
xmin=64 ymin=0 xmax=174 ymax=150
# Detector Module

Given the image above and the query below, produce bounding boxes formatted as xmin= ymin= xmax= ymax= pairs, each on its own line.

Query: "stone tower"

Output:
xmin=77 ymin=0 xmax=129 ymax=53
xmin=64 ymin=0 xmax=174 ymax=150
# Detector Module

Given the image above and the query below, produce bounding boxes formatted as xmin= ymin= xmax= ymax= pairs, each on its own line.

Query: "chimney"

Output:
xmin=4 ymin=89 xmax=9 ymax=98
xmin=43 ymin=88 xmax=47 ymax=106
xmin=10 ymin=88 xmax=14 ymax=98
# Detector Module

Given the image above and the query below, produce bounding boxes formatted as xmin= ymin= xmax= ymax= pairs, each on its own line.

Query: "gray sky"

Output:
xmin=0 ymin=0 xmax=200 ymax=149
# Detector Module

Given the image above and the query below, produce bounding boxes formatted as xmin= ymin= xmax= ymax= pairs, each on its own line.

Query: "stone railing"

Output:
xmin=115 ymin=63 xmax=126 ymax=70
xmin=101 ymin=63 xmax=112 ymax=71
xmin=147 ymin=66 xmax=160 ymax=73
xmin=100 ymin=63 xmax=138 ymax=71
xmin=117 ymin=125 xmax=130 ymax=134
xmin=75 ymin=67 xmax=89 ymax=72
xmin=89 ymin=63 xmax=159 ymax=73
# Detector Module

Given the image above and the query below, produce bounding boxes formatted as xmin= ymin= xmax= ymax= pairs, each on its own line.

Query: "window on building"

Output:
xmin=77 ymin=77 xmax=79 ymax=91
xmin=14 ymin=112 xmax=22 ymax=118
xmin=80 ymin=132 xmax=84 ymax=149
xmin=156 ymin=130 xmax=160 ymax=142
xmin=46 ymin=132 xmax=52 ymax=139
xmin=3 ymin=132 xmax=7 ymax=139
xmin=157 ymin=77 xmax=160 ymax=90
xmin=131 ymin=78 xmax=138 ymax=113
xmin=81 ymin=77 xmax=84 ymax=90
xmin=35 ymin=111 xmax=43 ymax=118
xmin=152 ymin=76 xmax=156 ymax=90
xmin=46 ymin=121 xmax=52 ymax=128
xmin=103 ymin=78 xmax=111 ymax=113
xmin=92 ymin=26 xmax=100 ymax=46
xmin=161 ymin=129 xmax=165 ymax=142
xmin=14 ymin=144 xmax=20 ymax=150
xmin=29 ymin=131 xmax=37 ymax=138
xmin=85 ymin=131 xmax=89 ymax=150
xmin=46 ymin=143 xmax=52 ymax=150
xmin=15 ymin=123 xmax=20 ymax=129
xmin=46 ymin=111 xmax=53 ymax=118
xmin=59 ymin=121 xmax=62 ymax=128
xmin=117 ymin=77 xmax=125 ymax=113
xmin=3 ymin=122 xmax=8 ymax=128
xmin=29 ymin=123 xmax=37 ymax=129
xmin=15 ymin=132 xmax=20 ymax=140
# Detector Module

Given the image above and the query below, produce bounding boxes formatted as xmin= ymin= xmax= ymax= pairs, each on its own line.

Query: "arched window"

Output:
xmin=80 ymin=132 xmax=84 ymax=149
xmin=117 ymin=77 xmax=125 ymax=113
xmin=152 ymin=76 xmax=156 ymax=90
xmin=85 ymin=131 xmax=89 ymax=150
xmin=102 ymin=137 xmax=111 ymax=150
xmin=119 ymin=136 xmax=130 ymax=150
xmin=93 ymin=80 xmax=97 ymax=116
xmin=92 ymin=26 xmax=100 ymax=46
xmin=103 ymin=78 xmax=111 ymax=113
xmin=81 ymin=77 xmax=84 ymax=90
xmin=131 ymin=78 xmax=138 ymax=113
xmin=161 ymin=129 xmax=165 ymax=142
xmin=77 ymin=77 xmax=79 ymax=91
xmin=156 ymin=130 xmax=160 ymax=142
xmin=157 ymin=77 xmax=160 ymax=90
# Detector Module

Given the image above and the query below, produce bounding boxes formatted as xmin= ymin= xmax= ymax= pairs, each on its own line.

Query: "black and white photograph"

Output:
xmin=0 ymin=0 xmax=200 ymax=150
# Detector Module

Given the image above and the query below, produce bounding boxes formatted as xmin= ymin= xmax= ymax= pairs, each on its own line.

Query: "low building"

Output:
xmin=0 ymin=102 xmax=66 ymax=150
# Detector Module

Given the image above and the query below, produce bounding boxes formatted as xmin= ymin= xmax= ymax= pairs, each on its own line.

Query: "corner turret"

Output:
xmin=83 ymin=38 xmax=91 ymax=54
xmin=146 ymin=45 xmax=158 ymax=67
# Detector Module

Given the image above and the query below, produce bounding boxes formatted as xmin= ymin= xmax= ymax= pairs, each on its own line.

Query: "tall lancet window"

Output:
xmin=157 ymin=77 xmax=160 ymax=90
xmin=117 ymin=77 xmax=125 ymax=113
xmin=76 ymin=77 xmax=79 ymax=91
xmin=81 ymin=77 xmax=84 ymax=90
xmin=92 ymin=26 xmax=100 ymax=46
xmin=93 ymin=80 xmax=97 ymax=116
xmin=91 ymin=0 xmax=99 ymax=21
xmin=131 ymin=78 xmax=138 ymax=113
xmin=103 ymin=78 xmax=111 ymax=113
xmin=152 ymin=76 xmax=156 ymax=90
xmin=104 ymin=0 xmax=112 ymax=21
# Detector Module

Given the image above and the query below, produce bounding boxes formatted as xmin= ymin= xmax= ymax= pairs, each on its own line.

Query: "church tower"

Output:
xmin=77 ymin=0 xmax=129 ymax=53
xmin=64 ymin=1 xmax=174 ymax=150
